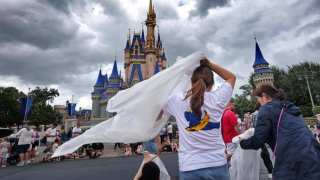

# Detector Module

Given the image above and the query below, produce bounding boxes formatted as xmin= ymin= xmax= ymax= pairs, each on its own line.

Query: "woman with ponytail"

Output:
xmin=239 ymin=83 xmax=320 ymax=179
xmin=163 ymin=58 xmax=236 ymax=180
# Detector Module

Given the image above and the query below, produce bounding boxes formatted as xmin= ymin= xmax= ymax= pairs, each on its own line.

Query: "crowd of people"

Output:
xmin=134 ymin=58 xmax=320 ymax=180
xmin=1 ymin=57 xmax=320 ymax=180
xmin=0 ymin=122 xmax=106 ymax=167
xmin=114 ymin=123 xmax=180 ymax=157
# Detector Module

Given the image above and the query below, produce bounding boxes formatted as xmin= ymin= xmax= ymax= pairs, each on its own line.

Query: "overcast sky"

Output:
xmin=0 ymin=0 xmax=319 ymax=109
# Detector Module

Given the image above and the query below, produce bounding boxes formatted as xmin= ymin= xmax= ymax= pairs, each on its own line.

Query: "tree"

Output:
xmin=29 ymin=87 xmax=59 ymax=105
xmin=0 ymin=87 xmax=25 ymax=126
xmin=234 ymin=85 xmax=257 ymax=120
xmin=249 ymin=61 xmax=320 ymax=117
xmin=28 ymin=104 xmax=56 ymax=126
xmin=28 ymin=87 xmax=59 ymax=125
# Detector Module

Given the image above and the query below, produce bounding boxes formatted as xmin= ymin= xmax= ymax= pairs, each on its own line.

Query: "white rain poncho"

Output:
xmin=52 ymin=51 xmax=205 ymax=158
xmin=230 ymin=128 xmax=261 ymax=180
xmin=137 ymin=152 xmax=170 ymax=180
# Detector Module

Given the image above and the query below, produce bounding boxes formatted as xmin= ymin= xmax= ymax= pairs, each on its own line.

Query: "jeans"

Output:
xmin=179 ymin=164 xmax=230 ymax=180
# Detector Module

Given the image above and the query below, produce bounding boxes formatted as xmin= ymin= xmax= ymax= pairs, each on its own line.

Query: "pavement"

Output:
xmin=0 ymin=143 xmax=273 ymax=180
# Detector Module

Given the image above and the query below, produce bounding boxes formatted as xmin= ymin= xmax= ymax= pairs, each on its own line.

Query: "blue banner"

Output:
xmin=21 ymin=97 xmax=33 ymax=119
xmin=68 ymin=103 xmax=77 ymax=116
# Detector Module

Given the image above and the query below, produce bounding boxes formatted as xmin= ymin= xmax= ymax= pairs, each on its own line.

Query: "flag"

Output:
xmin=68 ymin=103 xmax=77 ymax=116
xmin=21 ymin=97 xmax=33 ymax=119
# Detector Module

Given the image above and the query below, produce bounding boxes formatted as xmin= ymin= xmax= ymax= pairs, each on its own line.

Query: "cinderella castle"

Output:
xmin=91 ymin=0 xmax=167 ymax=119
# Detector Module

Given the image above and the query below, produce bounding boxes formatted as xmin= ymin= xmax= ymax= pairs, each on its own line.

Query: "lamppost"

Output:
xmin=298 ymin=74 xmax=315 ymax=108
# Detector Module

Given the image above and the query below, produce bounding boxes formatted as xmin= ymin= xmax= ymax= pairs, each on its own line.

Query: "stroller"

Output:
xmin=7 ymin=137 xmax=20 ymax=165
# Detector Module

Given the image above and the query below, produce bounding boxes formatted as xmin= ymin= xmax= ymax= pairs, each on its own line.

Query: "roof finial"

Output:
xmin=100 ymin=65 xmax=102 ymax=71
xmin=149 ymin=0 xmax=153 ymax=14
xmin=254 ymin=31 xmax=257 ymax=42
xmin=128 ymin=28 xmax=131 ymax=41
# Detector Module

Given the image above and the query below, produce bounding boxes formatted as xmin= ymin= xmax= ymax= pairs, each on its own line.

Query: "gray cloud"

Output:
xmin=42 ymin=0 xmax=73 ymax=14
xmin=0 ymin=1 xmax=79 ymax=49
xmin=189 ymin=0 xmax=231 ymax=18
xmin=0 ymin=0 xmax=319 ymax=108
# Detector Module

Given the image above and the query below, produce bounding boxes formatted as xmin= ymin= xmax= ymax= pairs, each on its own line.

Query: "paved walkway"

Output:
xmin=31 ymin=143 xmax=125 ymax=163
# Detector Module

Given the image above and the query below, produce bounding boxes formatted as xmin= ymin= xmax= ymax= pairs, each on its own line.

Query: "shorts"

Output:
xmin=17 ymin=144 xmax=30 ymax=154
xmin=32 ymin=141 xmax=39 ymax=148
xmin=226 ymin=143 xmax=238 ymax=156
xmin=142 ymin=140 xmax=157 ymax=154
xmin=0 ymin=151 xmax=8 ymax=158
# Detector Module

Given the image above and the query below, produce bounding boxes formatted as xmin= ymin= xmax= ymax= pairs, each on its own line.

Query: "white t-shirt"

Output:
xmin=46 ymin=127 xmax=57 ymax=143
xmin=167 ymin=124 xmax=173 ymax=134
xmin=72 ymin=127 xmax=82 ymax=138
xmin=17 ymin=128 xmax=33 ymax=145
xmin=163 ymin=82 xmax=233 ymax=172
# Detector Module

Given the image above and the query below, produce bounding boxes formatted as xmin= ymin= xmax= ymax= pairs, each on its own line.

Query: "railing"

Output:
xmin=304 ymin=117 xmax=317 ymax=125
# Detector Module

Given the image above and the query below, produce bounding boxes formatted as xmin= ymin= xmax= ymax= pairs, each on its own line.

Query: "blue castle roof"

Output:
xmin=109 ymin=60 xmax=120 ymax=79
xmin=254 ymin=68 xmax=271 ymax=74
xmin=124 ymin=40 xmax=130 ymax=50
xmin=94 ymin=69 xmax=105 ymax=87
xmin=129 ymin=64 xmax=143 ymax=86
xmin=141 ymin=29 xmax=145 ymax=42
xmin=157 ymin=32 xmax=161 ymax=46
xmin=131 ymin=34 xmax=144 ymax=52
xmin=253 ymin=41 xmax=269 ymax=67
xmin=154 ymin=61 xmax=160 ymax=74
xmin=162 ymin=52 xmax=167 ymax=61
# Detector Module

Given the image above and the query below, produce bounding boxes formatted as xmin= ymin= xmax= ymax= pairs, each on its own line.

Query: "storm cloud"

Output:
xmin=0 ymin=0 xmax=319 ymax=109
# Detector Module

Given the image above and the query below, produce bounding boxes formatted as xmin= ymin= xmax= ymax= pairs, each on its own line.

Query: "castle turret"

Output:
xmin=105 ymin=59 xmax=122 ymax=118
xmin=145 ymin=0 xmax=157 ymax=79
xmin=91 ymin=69 xmax=104 ymax=118
xmin=252 ymin=38 xmax=274 ymax=87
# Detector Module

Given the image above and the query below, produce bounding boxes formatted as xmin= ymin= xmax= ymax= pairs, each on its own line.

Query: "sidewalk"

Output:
xmin=30 ymin=143 xmax=126 ymax=164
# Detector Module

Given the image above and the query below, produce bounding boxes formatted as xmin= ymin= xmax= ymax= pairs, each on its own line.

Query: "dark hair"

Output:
xmin=254 ymin=102 xmax=261 ymax=111
xmin=253 ymin=83 xmax=287 ymax=101
xmin=184 ymin=65 xmax=214 ymax=115
xmin=138 ymin=161 xmax=160 ymax=180
xmin=53 ymin=123 xmax=57 ymax=127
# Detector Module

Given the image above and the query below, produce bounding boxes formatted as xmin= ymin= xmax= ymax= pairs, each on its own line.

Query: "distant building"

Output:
xmin=252 ymin=38 xmax=274 ymax=87
xmin=53 ymin=105 xmax=68 ymax=125
xmin=91 ymin=0 xmax=168 ymax=119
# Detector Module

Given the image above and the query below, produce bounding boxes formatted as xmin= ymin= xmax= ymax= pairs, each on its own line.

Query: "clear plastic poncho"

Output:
xmin=52 ymin=51 xmax=205 ymax=158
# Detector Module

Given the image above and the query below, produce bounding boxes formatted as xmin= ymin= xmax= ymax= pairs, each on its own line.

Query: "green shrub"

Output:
xmin=312 ymin=106 xmax=320 ymax=116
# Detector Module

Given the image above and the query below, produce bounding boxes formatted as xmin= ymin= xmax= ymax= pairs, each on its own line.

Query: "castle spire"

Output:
xmin=141 ymin=22 xmax=145 ymax=42
xmin=110 ymin=58 xmax=120 ymax=79
xmin=149 ymin=0 xmax=153 ymax=15
xmin=253 ymin=39 xmax=269 ymax=67
xmin=94 ymin=69 xmax=104 ymax=87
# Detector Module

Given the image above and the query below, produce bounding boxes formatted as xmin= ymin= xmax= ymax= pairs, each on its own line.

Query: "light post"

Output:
xmin=298 ymin=74 xmax=315 ymax=108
